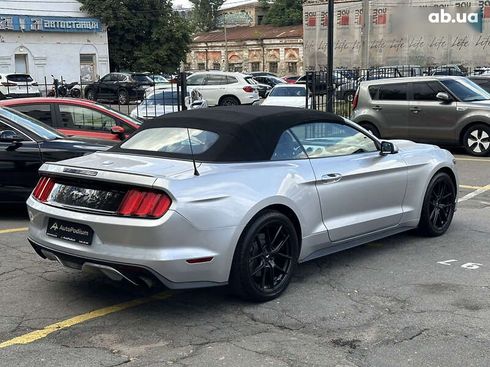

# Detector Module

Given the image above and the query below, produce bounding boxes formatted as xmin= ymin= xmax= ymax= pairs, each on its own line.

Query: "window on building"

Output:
xmin=257 ymin=15 xmax=264 ymax=25
xmin=197 ymin=63 xmax=205 ymax=71
xmin=230 ymin=63 xmax=243 ymax=72
xmin=212 ymin=62 xmax=221 ymax=70
xmin=288 ymin=62 xmax=297 ymax=74
xmin=80 ymin=54 xmax=96 ymax=82
xmin=269 ymin=62 xmax=278 ymax=74
xmin=251 ymin=62 xmax=260 ymax=72
xmin=14 ymin=54 xmax=28 ymax=74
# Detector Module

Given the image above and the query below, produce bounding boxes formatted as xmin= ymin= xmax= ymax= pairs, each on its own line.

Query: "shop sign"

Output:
xmin=0 ymin=14 xmax=102 ymax=32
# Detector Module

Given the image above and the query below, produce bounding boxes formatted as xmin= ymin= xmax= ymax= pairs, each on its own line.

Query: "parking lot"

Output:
xmin=0 ymin=152 xmax=489 ymax=367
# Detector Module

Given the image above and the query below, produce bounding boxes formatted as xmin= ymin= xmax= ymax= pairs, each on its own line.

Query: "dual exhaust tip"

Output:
xmin=40 ymin=248 xmax=156 ymax=288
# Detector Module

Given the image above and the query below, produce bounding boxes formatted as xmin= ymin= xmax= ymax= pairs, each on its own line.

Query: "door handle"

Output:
xmin=321 ymin=173 xmax=342 ymax=184
xmin=410 ymin=107 xmax=420 ymax=114
xmin=372 ymin=105 xmax=382 ymax=111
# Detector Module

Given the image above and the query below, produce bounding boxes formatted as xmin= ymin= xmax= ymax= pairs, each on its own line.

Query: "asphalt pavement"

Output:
xmin=0 ymin=152 xmax=489 ymax=367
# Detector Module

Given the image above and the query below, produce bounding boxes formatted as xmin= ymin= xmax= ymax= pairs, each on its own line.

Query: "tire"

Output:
xmin=118 ymin=89 xmax=129 ymax=105
xmin=417 ymin=172 xmax=456 ymax=237
xmin=344 ymin=91 xmax=355 ymax=102
xmin=86 ymin=89 xmax=96 ymax=100
xmin=358 ymin=122 xmax=380 ymax=138
xmin=230 ymin=211 xmax=299 ymax=302
xmin=463 ymin=124 xmax=490 ymax=156
xmin=70 ymin=88 xmax=81 ymax=98
xmin=219 ymin=96 xmax=240 ymax=106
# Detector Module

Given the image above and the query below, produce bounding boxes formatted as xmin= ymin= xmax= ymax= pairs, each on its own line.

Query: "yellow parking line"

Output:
xmin=459 ymin=184 xmax=485 ymax=190
xmin=0 ymin=291 xmax=171 ymax=349
xmin=0 ymin=227 xmax=28 ymax=235
xmin=455 ymin=157 xmax=490 ymax=163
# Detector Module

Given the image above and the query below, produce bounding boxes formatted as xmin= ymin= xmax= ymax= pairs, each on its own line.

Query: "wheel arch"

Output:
xmin=218 ymin=94 xmax=241 ymax=105
xmin=459 ymin=121 xmax=490 ymax=145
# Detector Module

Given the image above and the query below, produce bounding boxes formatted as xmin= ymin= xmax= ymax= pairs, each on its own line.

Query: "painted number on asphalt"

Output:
xmin=437 ymin=259 xmax=483 ymax=270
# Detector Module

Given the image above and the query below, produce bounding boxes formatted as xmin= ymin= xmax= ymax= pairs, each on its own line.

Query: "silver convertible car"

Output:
xmin=27 ymin=106 xmax=458 ymax=301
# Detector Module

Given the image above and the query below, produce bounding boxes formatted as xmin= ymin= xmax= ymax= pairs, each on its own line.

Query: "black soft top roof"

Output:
xmin=110 ymin=106 xmax=345 ymax=162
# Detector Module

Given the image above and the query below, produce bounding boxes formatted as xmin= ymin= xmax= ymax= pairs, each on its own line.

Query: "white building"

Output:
xmin=0 ymin=0 xmax=109 ymax=84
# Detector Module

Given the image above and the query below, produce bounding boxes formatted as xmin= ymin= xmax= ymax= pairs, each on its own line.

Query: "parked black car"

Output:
xmin=253 ymin=75 xmax=287 ymax=88
xmin=0 ymin=107 xmax=112 ymax=203
xmin=84 ymin=72 xmax=154 ymax=105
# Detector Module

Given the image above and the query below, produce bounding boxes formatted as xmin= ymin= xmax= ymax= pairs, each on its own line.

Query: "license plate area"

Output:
xmin=46 ymin=218 xmax=94 ymax=245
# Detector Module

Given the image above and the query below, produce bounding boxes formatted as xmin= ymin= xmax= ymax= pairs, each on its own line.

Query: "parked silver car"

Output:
xmin=352 ymin=76 xmax=490 ymax=156
xmin=27 ymin=107 xmax=457 ymax=301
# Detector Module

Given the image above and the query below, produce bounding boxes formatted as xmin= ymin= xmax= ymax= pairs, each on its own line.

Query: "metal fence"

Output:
xmin=0 ymin=72 xmax=189 ymax=120
xmin=306 ymin=65 xmax=488 ymax=118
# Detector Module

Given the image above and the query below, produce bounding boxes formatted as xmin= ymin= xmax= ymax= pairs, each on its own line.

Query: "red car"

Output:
xmin=0 ymin=97 xmax=142 ymax=141
xmin=283 ymin=76 xmax=301 ymax=84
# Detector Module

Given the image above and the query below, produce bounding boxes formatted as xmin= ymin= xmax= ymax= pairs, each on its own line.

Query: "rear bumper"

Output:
xmin=27 ymin=196 xmax=241 ymax=289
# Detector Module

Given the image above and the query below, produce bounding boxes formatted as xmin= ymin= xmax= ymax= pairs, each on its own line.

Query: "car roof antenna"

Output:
xmin=186 ymin=128 xmax=200 ymax=176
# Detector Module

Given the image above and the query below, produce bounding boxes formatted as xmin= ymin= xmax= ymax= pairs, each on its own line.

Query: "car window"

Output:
xmin=411 ymin=82 xmax=446 ymax=101
xmin=271 ymin=130 xmax=307 ymax=160
xmin=117 ymin=74 xmax=128 ymax=82
xmin=0 ymin=121 xmax=29 ymax=140
xmin=58 ymin=105 xmax=118 ymax=132
xmin=187 ymin=74 xmax=206 ymax=86
xmin=6 ymin=74 xmax=33 ymax=83
xmin=244 ymin=76 xmax=257 ymax=85
xmin=120 ymin=127 xmax=219 ymax=154
xmin=291 ymin=122 xmax=378 ymax=158
xmin=226 ymin=76 xmax=238 ymax=84
xmin=131 ymin=74 xmax=152 ymax=83
xmin=369 ymin=83 xmax=407 ymax=101
xmin=0 ymin=107 xmax=63 ymax=140
xmin=11 ymin=104 xmax=53 ymax=126
xmin=100 ymin=74 xmax=112 ymax=82
xmin=205 ymin=75 xmax=228 ymax=85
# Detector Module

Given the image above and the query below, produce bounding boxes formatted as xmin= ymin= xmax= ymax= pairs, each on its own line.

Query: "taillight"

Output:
xmin=243 ymin=85 xmax=255 ymax=93
xmin=32 ymin=177 xmax=55 ymax=202
xmin=1 ymin=82 xmax=17 ymax=87
xmin=352 ymin=88 xmax=359 ymax=110
xmin=118 ymin=189 xmax=171 ymax=218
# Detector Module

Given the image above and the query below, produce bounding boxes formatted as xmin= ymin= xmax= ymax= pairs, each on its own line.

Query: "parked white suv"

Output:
xmin=0 ymin=73 xmax=41 ymax=99
xmin=186 ymin=71 xmax=259 ymax=106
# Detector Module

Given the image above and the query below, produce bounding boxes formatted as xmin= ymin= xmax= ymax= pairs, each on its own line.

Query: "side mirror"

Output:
xmin=436 ymin=92 xmax=452 ymax=103
xmin=380 ymin=141 xmax=398 ymax=155
xmin=110 ymin=125 xmax=125 ymax=139
xmin=0 ymin=130 xmax=25 ymax=143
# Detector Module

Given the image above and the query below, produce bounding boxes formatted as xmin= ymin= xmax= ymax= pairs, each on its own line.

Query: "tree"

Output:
xmin=261 ymin=0 xmax=302 ymax=27
xmin=190 ymin=0 xmax=225 ymax=32
xmin=80 ymin=0 xmax=192 ymax=73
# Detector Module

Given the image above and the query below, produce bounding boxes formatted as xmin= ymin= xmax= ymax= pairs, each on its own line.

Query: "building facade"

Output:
xmin=188 ymin=25 xmax=303 ymax=76
xmin=0 ymin=0 xmax=109 ymax=83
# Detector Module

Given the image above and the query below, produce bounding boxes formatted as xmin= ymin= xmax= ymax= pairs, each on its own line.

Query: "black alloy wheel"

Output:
xmin=418 ymin=172 xmax=456 ymax=237
xmin=118 ymin=89 xmax=129 ymax=105
xmin=219 ymin=96 xmax=240 ymax=106
xmin=230 ymin=211 xmax=299 ymax=302
xmin=463 ymin=124 xmax=490 ymax=156
xmin=86 ymin=89 xmax=96 ymax=100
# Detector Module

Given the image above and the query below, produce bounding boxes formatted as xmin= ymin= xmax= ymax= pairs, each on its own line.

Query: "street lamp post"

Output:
xmin=327 ymin=0 xmax=334 ymax=112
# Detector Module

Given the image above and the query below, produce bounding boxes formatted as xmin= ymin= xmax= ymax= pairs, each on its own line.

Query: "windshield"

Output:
xmin=440 ymin=79 xmax=490 ymax=102
xmin=142 ymin=91 xmax=180 ymax=106
xmin=152 ymin=75 xmax=169 ymax=83
xmin=120 ymin=127 xmax=219 ymax=155
xmin=0 ymin=107 xmax=64 ymax=140
xmin=269 ymin=87 xmax=306 ymax=97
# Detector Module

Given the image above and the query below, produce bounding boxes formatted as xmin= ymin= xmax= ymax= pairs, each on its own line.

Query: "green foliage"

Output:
xmin=262 ymin=0 xmax=303 ymax=27
xmin=80 ymin=0 xmax=191 ymax=72
xmin=190 ymin=0 xmax=225 ymax=32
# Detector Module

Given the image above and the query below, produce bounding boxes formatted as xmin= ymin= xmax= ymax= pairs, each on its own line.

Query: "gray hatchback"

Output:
xmin=352 ymin=76 xmax=490 ymax=156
